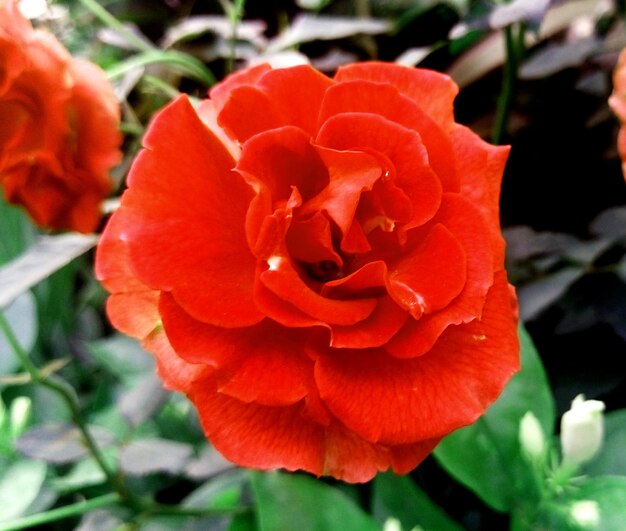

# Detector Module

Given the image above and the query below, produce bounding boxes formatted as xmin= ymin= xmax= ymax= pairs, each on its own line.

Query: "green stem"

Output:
xmin=77 ymin=0 xmax=154 ymax=53
xmin=220 ymin=0 xmax=247 ymax=74
xmin=0 ymin=312 xmax=134 ymax=508
xmin=106 ymin=50 xmax=216 ymax=87
xmin=0 ymin=494 xmax=121 ymax=531
xmin=492 ymin=24 xmax=523 ymax=144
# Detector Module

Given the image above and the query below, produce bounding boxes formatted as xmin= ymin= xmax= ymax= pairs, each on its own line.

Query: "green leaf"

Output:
xmin=434 ymin=325 xmax=555 ymax=511
xmin=250 ymin=471 xmax=380 ymax=531
xmin=571 ymin=476 xmax=626 ymax=531
xmin=84 ymin=334 xmax=154 ymax=382
xmin=0 ymin=459 xmax=47 ymax=522
xmin=372 ymin=472 xmax=463 ymax=531
xmin=583 ymin=409 xmax=626 ymax=476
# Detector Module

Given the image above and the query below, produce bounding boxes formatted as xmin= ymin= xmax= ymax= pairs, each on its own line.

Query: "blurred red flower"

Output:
xmin=610 ymin=48 xmax=626 ymax=180
xmin=0 ymin=0 xmax=121 ymax=232
xmin=96 ymin=62 xmax=519 ymax=482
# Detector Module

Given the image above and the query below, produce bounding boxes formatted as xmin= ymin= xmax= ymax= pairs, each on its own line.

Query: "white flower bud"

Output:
xmin=9 ymin=396 xmax=32 ymax=439
xmin=519 ymin=411 xmax=546 ymax=462
xmin=560 ymin=394 xmax=605 ymax=466
xmin=570 ymin=500 xmax=600 ymax=529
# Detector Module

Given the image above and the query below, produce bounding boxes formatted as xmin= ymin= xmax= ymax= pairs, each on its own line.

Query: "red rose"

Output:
xmin=0 ymin=0 xmax=121 ymax=232
xmin=610 ymin=48 xmax=626 ymax=181
xmin=96 ymin=62 xmax=519 ymax=482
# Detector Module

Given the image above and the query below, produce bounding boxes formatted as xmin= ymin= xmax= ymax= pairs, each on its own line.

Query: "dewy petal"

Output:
xmin=191 ymin=376 xmax=326 ymax=475
xmin=121 ymin=95 xmax=263 ymax=328
xmin=334 ymin=62 xmax=458 ymax=131
xmin=257 ymin=64 xmax=333 ymax=136
xmin=386 ymin=194 xmax=496 ymax=358
xmin=386 ymin=224 xmax=466 ymax=318
xmin=259 ymin=257 xmax=378 ymax=326
xmin=315 ymin=271 xmax=519 ymax=445
xmin=317 ymin=113 xmax=442 ymax=230
xmin=319 ymin=80 xmax=460 ymax=191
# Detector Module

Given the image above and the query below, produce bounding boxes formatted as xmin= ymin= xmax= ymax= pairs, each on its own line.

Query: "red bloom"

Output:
xmin=610 ymin=48 xmax=626 ymax=181
xmin=96 ymin=62 xmax=519 ymax=482
xmin=0 ymin=0 xmax=121 ymax=232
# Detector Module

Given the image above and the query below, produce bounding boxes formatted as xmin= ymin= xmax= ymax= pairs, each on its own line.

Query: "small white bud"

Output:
xmin=9 ymin=396 xmax=32 ymax=439
xmin=560 ymin=394 xmax=605 ymax=466
xmin=570 ymin=500 xmax=600 ymax=528
xmin=383 ymin=518 xmax=403 ymax=531
xmin=519 ymin=411 xmax=546 ymax=461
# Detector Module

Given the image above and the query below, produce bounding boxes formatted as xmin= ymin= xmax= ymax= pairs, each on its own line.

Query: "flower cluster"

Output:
xmin=96 ymin=62 xmax=520 ymax=482
xmin=0 ymin=0 xmax=121 ymax=232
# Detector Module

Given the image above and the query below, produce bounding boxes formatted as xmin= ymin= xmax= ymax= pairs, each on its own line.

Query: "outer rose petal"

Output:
xmin=120 ymin=95 xmax=263 ymax=327
xmin=209 ymin=62 xmax=271 ymax=112
xmin=334 ymin=62 xmax=458 ymax=131
xmin=315 ymin=271 xmax=518 ymax=445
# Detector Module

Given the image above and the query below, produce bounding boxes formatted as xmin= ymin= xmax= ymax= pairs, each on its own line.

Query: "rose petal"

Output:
xmin=299 ymin=146 xmax=383 ymax=248
xmin=317 ymin=113 xmax=442 ymax=230
xmin=452 ymin=124 xmax=509 ymax=267
xmin=121 ymin=95 xmax=263 ymax=328
xmin=315 ymin=271 xmax=519 ymax=444
xmin=287 ymin=212 xmax=343 ymax=266
xmin=330 ymin=295 xmax=409 ymax=349
xmin=320 ymin=80 xmax=459 ymax=191
xmin=334 ymin=62 xmax=458 ymax=131
xmin=386 ymin=194 xmax=496 ymax=358
xmin=257 ymin=64 xmax=333 ymax=136
xmin=191 ymin=377 xmax=326 ymax=474
xmin=386 ymin=223 xmax=466 ymax=318
xmin=259 ymin=257 xmax=377 ymax=326
xmin=209 ymin=63 xmax=271 ymax=111
xmin=217 ymin=85 xmax=285 ymax=143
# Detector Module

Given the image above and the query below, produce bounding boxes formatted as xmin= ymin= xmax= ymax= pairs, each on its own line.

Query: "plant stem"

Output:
xmin=78 ymin=0 xmax=154 ymax=53
xmin=0 ymin=494 xmax=121 ymax=531
xmin=492 ymin=24 xmax=524 ymax=144
xmin=220 ymin=0 xmax=246 ymax=74
xmin=0 ymin=312 xmax=134 ymax=508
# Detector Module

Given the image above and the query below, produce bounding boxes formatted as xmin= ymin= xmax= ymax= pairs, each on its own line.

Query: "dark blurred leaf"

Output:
xmin=0 ymin=233 xmax=97 ymax=309
xmin=434 ymin=326 xmax=555 ymax=512
xmin=589 ymin=206 xmax=626 ymax=241
xmin=518 ymin=267 xmax=585 ymax=321
xmin=372 ymin=472 xmax=463 ymax=531
xmin=228 ymin=512 xmax=257 ymax=531
xmin=504 ymin=226 xmax=579 ymax=262
xmin=250 ymin=471 xmax=379 ymax=531
xmin=0 ymin=459 xmax=47 ymax=522
xmin=584 ymin=409 xmax=626 ymax=476
xmin=84 ymin=334 xmax=154 ymax=381
xmin=184 ymin=444 xmax=234 ymax=480
xmin=119 ymin=438 xmax=193 ymax=475
xmin=267 ymin=14 xmax=390 ymax=52
xmin=0 ymin=292 xmax=37 ymax=376
xmin=15 ymin=423 xmax=114 ymax=464
xmin=489 ymin=0 xmax=550 ymax=30
xmin=119 ymin=372 xmax=169 ymax=428
xmin=520 ymin=38 xmax=598 ymax=79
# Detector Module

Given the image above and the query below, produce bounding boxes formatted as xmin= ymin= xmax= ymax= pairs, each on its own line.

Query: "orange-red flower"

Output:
xmin=0 ymin=0 xmax=121 ymax=232
xmin=610 ymin=48 xmax=626 ymax=180
xmin=96 ymin=62 xmax=519 ymax=482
